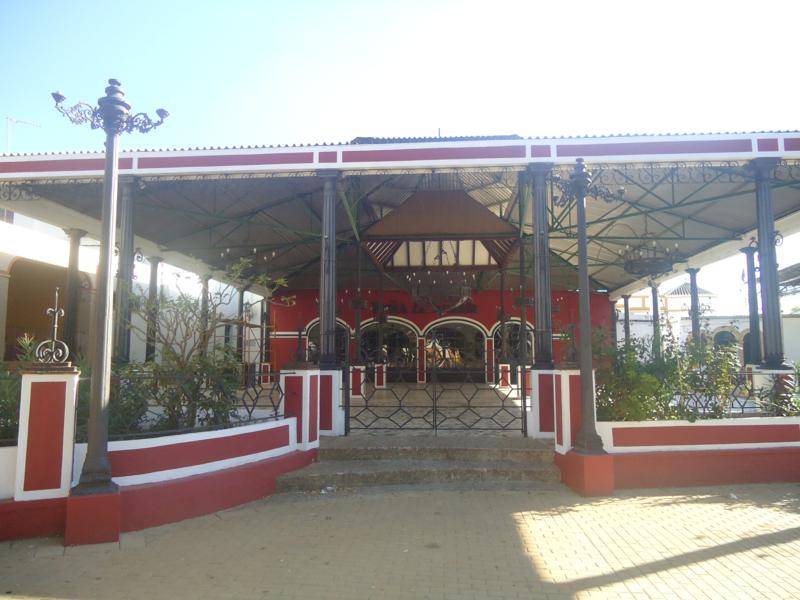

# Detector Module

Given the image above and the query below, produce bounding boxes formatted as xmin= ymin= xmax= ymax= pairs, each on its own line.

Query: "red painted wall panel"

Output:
xmin=109 ymin=425 xmax=291 ymax=477
xmin=342 ymin=145 xmax=526 ymax=163
xmin=0 ymin=497 xmax=67 ymax=540
xmin=319 ymin=151 xmax=337 ymax=163
xmin=138 ymin=152 xmax=313 ymax=169
xmin=612 ymin=424 xmax=800 ymax=447
xmin=0 ymin=157 xmax=132 ymax=173
xmin=319 ymin=374 xmax=332 ymax=431
xmin=283 ymin=376 xmax=304 ymax=443
xmin=557 ymin=139 xmax=751 ymax=158
xmin=24 ymin=381 xmax=66 ymax=491
xmin=614 ymin=447 xmax=800 ymax=489
xmin=271 ymin=289 xmax=614 ymax=373
xmin=120 ymin=450 xmax=316 ymax=532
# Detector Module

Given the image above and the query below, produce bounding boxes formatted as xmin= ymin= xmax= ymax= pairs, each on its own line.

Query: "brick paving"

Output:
xmin=1 ymin=482 xmax=799 ymax=599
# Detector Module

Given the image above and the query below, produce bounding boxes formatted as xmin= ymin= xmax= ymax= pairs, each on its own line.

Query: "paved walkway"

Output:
xmin=2 ymin=483 xmax=800 ymax=599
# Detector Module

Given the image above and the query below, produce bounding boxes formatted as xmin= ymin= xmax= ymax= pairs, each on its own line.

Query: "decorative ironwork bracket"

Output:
xmin=35 ymin=287 xmax=69 ymax=363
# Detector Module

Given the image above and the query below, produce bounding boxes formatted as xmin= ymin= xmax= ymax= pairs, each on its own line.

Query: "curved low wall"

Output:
xmin=1 ymin=417 xmax=315 ymax=542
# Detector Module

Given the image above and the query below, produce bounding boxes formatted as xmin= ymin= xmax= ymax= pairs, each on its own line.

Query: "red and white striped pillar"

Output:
xmin=318 ymin=369 xmax=344 ymax=436
xmin=498 ymin=363 xmax=511 ymax=388
xmin=279 ymin=369 xmax=321 ymax=451
xmin=350 ymin=365 xmax=365 ymax=398
xmin=15 ymin=366 xmax=80 ymax=501
xmin=260 ymin=362 xmax=272 ymax=385
xmin=554 ymin=368 xmax=585 ymax=455
xmin=374 ymin=363 xmax=387 ymax=389
xmin=528 ymin=370 xmax=557 ymax=439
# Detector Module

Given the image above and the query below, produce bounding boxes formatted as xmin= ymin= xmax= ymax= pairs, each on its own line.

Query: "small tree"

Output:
xmin=127 ymin=258 xmax=285 ymax=431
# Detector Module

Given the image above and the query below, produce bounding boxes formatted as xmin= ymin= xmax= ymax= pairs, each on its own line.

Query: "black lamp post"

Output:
xmin=52 ymin=79 xmax=167 ymax=493
xmin=554 ymin=159 xmax=624 ymax=454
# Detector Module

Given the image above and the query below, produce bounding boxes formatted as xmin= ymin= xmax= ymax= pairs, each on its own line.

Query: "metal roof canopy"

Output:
xmin=1 ymin=132 xmax=800 ymax=298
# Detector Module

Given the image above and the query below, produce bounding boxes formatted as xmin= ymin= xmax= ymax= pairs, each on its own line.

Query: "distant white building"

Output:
xmin=615 ymin=280 xmax=800 ymax=365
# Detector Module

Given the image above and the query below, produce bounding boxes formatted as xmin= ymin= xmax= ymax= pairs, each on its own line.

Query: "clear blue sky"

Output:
xmin=2 ymin=0 xmax=799 ymax=154
xmin=2 ymin=0 xmax=799 ymax=312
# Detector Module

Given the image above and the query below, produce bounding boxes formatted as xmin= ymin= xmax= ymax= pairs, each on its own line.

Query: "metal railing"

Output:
xmin=670 ymin=370 xmax=799 ymax=418
xmin=78 ymin=365 xmax=288 ymax=441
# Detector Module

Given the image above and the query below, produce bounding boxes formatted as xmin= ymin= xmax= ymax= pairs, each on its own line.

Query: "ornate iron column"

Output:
xmin=52 ymin=79 xmax=167 ymax=493
xmin=499 ymin=269 xmax=508 ymax=362
xmin=553 ymin=159 xmax=622 ymax=454
xmin=63 ymin=228 xmax=86 ymax=359
xmin=752 ymin=158 xmax=787 ymax=369
xmin=687 ymin=267 xmax=702 ymax=346
xmin=622 ymin=294 xmax=631 ymax=347
xmin=739 ymin=246 xmax=762 ymax=364
xmin=530 ymin=163 xmax=554 ymax=368
xmin=144 ymin=256 xmax=161 ymax=362
xmin=236 ymin=286 xmax=246 ymax=361
xmin=113 ymin=177 xmax=135 ymax=363
xmin=319 ymin=170 xmax=339 ymax=369
xmin=518 ymin=171 xmax=530 ymax=437
xmin=353 ymin=202 xmax=364 ymax=364
xmin=650 ymin=282 xmax=661 ymax=361
xmin=571 ymin=160 xmax=603 ymax=453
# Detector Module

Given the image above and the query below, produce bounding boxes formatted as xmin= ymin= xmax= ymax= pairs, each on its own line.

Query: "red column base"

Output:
xmin=556 ymin=451 xmax=615 ymax=496
xmin=65 ymin=491 xmax=121 ymax=546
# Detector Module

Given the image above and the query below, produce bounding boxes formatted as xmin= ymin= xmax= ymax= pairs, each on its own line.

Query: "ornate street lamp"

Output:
xmin=52 ymin=79 xmax=167 ymax=493
xmin=553 ymin=159 xmax=624 ymax=454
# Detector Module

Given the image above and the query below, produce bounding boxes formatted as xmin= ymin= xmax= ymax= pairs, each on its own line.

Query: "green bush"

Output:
xmin=596 ymin=329 xmax=744 ymax=421
xmin=0 ymin=370 xmax=21 ymax=442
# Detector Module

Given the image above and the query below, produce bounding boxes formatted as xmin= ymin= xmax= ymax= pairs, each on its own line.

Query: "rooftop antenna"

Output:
xmin=5 ymin=117 xmax=40 ymax=153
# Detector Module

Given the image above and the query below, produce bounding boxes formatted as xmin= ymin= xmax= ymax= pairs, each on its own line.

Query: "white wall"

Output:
xmin=784 ymin=316 xmax=800 ymax=364
xmin=0 ymin=445 xmax=17 ymax=499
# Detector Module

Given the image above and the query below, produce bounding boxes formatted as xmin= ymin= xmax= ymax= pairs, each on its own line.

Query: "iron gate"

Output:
xmin=342 ymin=328 xmax=526 ymax=433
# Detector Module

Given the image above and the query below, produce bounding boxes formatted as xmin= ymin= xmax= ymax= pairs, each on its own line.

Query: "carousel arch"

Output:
xmin=304 ymin=317 xmax=352 ymax=364
xmin=359 ymin=316 xmax=421 ymax=378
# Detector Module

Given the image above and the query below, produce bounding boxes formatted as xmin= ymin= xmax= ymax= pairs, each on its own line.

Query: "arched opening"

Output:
xmin=492 ymin=321 xmax=534 ymax=383
xmin=360 ymin=321 xmax=418 ymax=381
xmin=492 ymin=322 xmax=534 ymax=364
xmin=306 ymin=322 xmax=350 ymax=365
xmin=6 ymin=258 xmax=67 ymax=360
xmin=713 ymin=330 xmax=737 ymax=348
xmin=426 ymin=321 xmax=485 ymax=382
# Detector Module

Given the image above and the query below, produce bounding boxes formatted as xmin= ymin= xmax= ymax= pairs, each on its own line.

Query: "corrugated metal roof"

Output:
xmin=349 ymin=135 xmax=524 ymax=144
xmin=665 ymin=282 xmax=715 ymax=297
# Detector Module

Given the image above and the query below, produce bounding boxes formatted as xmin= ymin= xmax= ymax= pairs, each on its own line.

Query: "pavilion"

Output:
xmin=1 ymin=131 xmax=799 ymax=437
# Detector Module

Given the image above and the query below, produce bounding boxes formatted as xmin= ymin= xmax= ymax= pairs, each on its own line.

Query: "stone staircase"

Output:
xmin=276 ymin=434 xmax=561 ymax=493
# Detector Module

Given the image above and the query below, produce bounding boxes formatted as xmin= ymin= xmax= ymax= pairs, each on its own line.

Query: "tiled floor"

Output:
xmin=2 ymin=482 xmax=799 ymax=599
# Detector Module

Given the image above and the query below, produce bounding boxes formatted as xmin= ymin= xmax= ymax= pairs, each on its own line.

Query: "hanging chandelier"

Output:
xmin=621 ymin=239 xmax=682 ymax=277
xmin=407 ymin=269 xmax=474 ymax=315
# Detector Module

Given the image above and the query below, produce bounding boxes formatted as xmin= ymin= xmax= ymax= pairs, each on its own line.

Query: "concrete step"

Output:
xmin=317 ymin=445 xmax=553 ymax=464
xmin=275 ymin=458 xmax=561 ymax=493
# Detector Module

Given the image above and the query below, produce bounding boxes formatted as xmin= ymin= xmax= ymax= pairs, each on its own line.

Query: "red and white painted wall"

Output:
xmin=552 ymin=367 xmax=800 ymax=496
xmin=269 ymin=288 xmax=614 ymax=374
xmin=0 ymin=365 xmax=323 ymax=545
